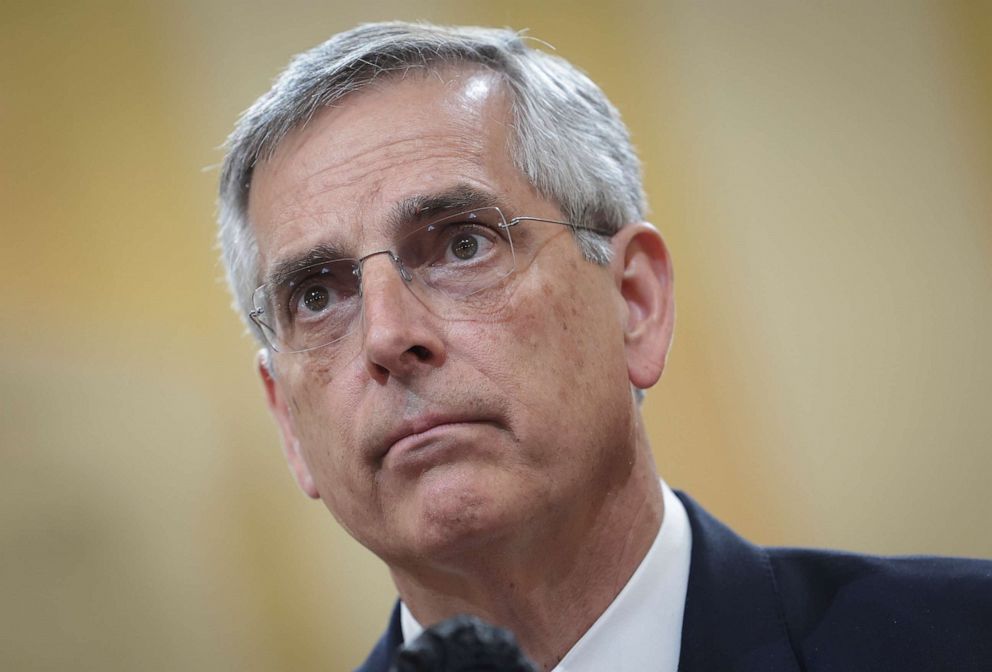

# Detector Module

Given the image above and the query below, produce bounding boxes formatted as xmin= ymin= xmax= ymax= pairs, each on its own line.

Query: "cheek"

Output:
xmin=522 ymin=268 xmax=623 ymax=385
xmin=283 ymin=362 xmax=334 ymax=431
xmin=283 ymin=369 xmax=379 ymax=536
xmin=456 ymin=263 xmax=628 ymax=431
xmin=282 ymin=364 xmax=356 ymax=477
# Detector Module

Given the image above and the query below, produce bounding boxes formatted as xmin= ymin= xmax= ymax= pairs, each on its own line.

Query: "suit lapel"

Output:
xmin=676 ymin=492 xmax=801 ymax=672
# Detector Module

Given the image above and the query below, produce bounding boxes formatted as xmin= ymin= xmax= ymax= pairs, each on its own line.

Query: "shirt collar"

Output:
xmin=400 ymin=479 xmax=692 ymax=672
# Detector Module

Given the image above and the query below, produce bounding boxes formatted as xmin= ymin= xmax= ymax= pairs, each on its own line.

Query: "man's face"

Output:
xmin=248 ymin=68 xmax=642 ymax=566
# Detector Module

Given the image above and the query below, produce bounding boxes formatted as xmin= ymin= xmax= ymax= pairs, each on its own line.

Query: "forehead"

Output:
xmin=247 ymin=66 xmax=536 ymax=276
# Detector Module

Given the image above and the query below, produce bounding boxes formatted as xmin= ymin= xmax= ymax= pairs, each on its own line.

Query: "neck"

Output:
xmin=390 ymin=419 xmax=664 ymax=671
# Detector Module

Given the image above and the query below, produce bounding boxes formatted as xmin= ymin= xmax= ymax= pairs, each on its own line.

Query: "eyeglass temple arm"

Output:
xmin=506 ymin=215 xmax=609 ymax=235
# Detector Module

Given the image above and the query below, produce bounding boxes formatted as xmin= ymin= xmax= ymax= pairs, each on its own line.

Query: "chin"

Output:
xmin=394 ymin=465 xmax=524 ymax=563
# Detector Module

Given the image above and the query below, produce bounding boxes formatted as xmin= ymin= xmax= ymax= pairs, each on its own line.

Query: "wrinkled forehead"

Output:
xmin=246 ymin=65 xmax=523 ymax=279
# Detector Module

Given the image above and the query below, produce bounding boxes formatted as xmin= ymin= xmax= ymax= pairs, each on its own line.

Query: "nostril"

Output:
xmin=371 ymin=362 xmax=389 ymax=380
xmin=408 ymin=345 xmax=431 ymax=361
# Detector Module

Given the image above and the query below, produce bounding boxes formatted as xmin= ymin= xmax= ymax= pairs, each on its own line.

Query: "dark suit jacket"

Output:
xmin=355 ymin=492 xmax=992 ymax=671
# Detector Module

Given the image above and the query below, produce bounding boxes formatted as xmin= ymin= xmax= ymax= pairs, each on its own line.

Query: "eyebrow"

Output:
xmin=386 ymin=184 xmax=502 ymax=232
xmin=262 ymin=184 xmax=505 ymax=288
xmin=264 ymin=242 xmax=350 ymax=291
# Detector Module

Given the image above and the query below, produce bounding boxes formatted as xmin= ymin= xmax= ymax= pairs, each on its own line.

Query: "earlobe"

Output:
xmin=612 ymin=223 xmax=676 ymax=390
xmin=258 ymin=351 xmax=321 ymax=500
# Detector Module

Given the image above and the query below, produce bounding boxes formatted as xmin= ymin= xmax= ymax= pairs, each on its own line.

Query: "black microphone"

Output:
xmin=389 ymin=614 xmax=538 ymax=672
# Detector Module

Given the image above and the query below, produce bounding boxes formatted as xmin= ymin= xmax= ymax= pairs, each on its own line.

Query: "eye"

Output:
xmin=438 ymin=226 xmax=499 ymax=265
xmin=450 ymin=232 xmax=480 ymax=260
xmin=301 ymin=284 xmax=330 ymax=313
xmin=405 ymin=210 xmax=508 ymax=270
xmin=284 ymin=262 xmax=358 ymax=321
xmin=292 ymin=279 xmax=338 ymax=318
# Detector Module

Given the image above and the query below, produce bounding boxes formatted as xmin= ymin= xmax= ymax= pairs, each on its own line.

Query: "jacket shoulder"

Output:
xmin=768 ymin=547 xmax=992 ymax=671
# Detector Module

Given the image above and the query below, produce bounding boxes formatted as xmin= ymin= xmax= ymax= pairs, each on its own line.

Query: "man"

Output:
xmin=218 ymin=21 xmax=991 ymax=672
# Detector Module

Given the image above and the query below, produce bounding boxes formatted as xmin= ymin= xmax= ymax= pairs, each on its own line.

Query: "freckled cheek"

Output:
xmin=550 ymin=281 xmax=625 ymax=388
xmin=473 ymin=282 xmax=600 ymax=406
xmin=283 ymin=370 xmax=357 ymax=472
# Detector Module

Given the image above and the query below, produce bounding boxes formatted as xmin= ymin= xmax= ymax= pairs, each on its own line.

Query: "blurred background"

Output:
xmin=2 ymin=1 xmax=989 ymax=669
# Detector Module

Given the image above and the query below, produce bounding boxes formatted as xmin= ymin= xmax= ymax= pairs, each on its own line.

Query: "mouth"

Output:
xmin=377 ymin=413 xmax=497 ymax=464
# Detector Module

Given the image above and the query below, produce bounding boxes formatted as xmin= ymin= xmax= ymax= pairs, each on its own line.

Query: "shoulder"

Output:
xmin=768 ymin=543 xmax=992 ymax=611
xmin=676 ymin=491 xmax=992 ymax=671
xmin=768 ymin=546 xmax=992 ymax=668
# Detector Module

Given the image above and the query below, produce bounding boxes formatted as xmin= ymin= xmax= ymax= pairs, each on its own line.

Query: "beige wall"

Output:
xmin=2 ymin=1 xmax=989 ymax=669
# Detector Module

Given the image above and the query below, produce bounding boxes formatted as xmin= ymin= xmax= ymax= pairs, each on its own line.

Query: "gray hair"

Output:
xmin=218 ymin=21 xmax=647 ymax=336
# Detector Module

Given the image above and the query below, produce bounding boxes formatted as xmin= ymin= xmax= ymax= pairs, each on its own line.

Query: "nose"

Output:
xmin=358 ymin=253 xmax=446 ymax=383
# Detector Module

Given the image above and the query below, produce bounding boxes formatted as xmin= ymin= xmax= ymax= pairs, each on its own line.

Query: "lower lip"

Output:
xmin=383 ymin=422 xmax=489 ymax=470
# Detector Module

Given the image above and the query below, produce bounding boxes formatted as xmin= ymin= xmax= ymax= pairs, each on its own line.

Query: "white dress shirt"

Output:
xmin=400 ymin=480 xmax=693 ymax=672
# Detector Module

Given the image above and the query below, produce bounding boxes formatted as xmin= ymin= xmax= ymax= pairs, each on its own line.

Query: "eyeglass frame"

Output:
xmin=248 ymin=206 xmax=611 ymax=354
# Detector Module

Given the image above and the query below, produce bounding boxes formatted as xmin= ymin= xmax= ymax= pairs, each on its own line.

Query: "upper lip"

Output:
xmin=378 ymin=412 xmax=491 ymax=461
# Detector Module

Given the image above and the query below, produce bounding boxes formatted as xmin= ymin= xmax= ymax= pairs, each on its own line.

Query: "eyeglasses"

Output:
xmin=249 ymin=206 xmax=605 ymax=354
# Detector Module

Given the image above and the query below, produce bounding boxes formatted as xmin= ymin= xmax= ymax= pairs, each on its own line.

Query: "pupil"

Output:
xmin=452 ymin=235 xmax=478 ymax=260
xmin=302 ymin=286 xmax=330 ymax=312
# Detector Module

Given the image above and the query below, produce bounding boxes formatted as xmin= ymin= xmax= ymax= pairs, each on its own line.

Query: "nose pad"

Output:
xmin=394 ymin=258 xmax=413 ymax=283
xmin=355 ymin=250 xmax=412 ymax=297
xmin=355 ymin=250 xmax=436 ymax=327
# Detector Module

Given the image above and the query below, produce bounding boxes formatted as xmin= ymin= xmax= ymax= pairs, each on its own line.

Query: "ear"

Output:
xmin=610 ymin=223 xmax=675 ymax=390
xmin=258 ymin=351 xmax=320 ymax=499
